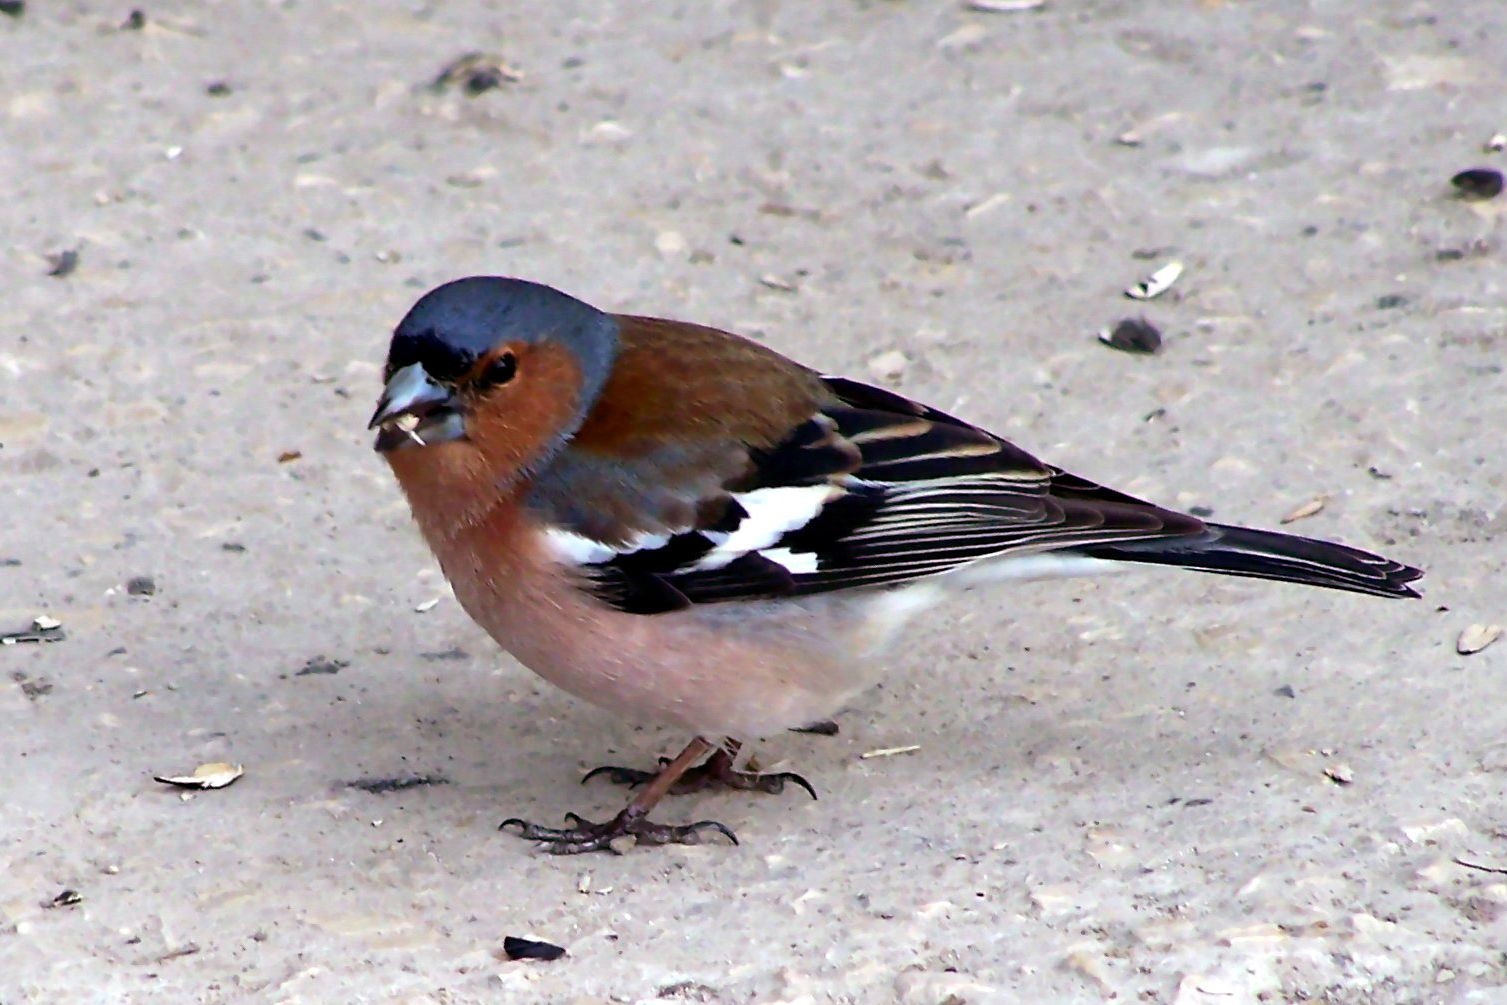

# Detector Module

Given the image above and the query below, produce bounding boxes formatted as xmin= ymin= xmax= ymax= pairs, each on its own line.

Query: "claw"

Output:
xmin=766 ymin=771 xmax=819 ymax=801
xmin=503 ymin=737 xmax=785 ymax=854
xmin=498 ymin=816 xmax=582 ymax=842
xmin=581 ymin=754 xmax=820 ymax=800
xmin=579 ymin=764 xmax=657 ymax=788
xmin=629 ymin=819 xmax=739 ymax=848
xmin=499 ymin=810 xmax=740 ymax=855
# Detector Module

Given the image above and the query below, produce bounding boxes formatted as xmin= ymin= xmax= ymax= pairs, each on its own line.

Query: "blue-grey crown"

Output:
xmin=386 ymin=277 xmax=620 ymax=414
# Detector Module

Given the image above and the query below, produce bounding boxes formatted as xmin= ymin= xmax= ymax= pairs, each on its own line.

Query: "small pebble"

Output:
xmin=966 ymin=0 xmax=1045 ymax=11
xmin=584 ymin=121 xmax=632 ymax=144
xmin=346 ymin=774 xmax=447 ymax=794
xmin=1324 ymin=763 xmax=1354 ymax=786
xmin=1452 ymin=168 xmax=1504 ymax=201
xmin=1098 ymin=317 xmax=1162 ymax=354
xmin=46 ymin=249 xmax=79 ymax=278
xmin=1400 ymin=817 xmax=1469 ymax=844
xmin=1029 ymin=883 xmax=1077 ymax=914
xmin=46 ymin=889 xmax=82 ymax=909
xmin=501 ymin=935 xmax=566 ymax=962
xmin=654 ymin=231 xmax=688 ymax=258
xmin=431 ymin=52 xmax=522 ymax=95
xmin=296 ymin=656 xmax=347 ymax=676
xmin=126 ymin=576 xmax=157 ymax=596
xmin=867 ymin=349 xmax=909 ymax=381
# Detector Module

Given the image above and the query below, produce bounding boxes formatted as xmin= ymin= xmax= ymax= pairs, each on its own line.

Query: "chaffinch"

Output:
xmin=369 ymin=276 xmax=1422 ymax=854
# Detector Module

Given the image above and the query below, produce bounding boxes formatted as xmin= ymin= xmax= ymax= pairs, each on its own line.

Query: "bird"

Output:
xmin=368 ymin=275 xmax=1423 ymax=854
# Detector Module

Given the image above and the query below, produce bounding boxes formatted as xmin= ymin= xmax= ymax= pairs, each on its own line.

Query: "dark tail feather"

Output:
xmin=1079 ymin=523 xmax=1423 ymax=599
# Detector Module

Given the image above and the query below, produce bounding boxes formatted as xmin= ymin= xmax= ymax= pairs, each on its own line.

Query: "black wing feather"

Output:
xmin=575 ymin=376 xmax=1205 ymax=612
xmin=571 ymin=375 xmax=1420 ymax=611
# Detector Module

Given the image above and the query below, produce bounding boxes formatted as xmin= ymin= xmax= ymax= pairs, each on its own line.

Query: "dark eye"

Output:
xmin=480 ymin=352 xmax=517 ymax=388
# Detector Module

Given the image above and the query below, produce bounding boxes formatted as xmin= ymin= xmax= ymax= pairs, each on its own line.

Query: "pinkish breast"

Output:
xmin=422 ymin=501 xmax=882 ymax=739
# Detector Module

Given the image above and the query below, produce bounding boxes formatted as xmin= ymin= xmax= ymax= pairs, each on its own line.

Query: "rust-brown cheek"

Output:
xmin=384 ymin=344 xmax=584 ymax=539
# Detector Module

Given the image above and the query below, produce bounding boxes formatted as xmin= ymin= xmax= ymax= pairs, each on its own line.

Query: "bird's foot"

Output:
xmin=499 ymin=809 xmax=737 ymax=855
xmin=581 ymin=746 xmax=817 ymax=800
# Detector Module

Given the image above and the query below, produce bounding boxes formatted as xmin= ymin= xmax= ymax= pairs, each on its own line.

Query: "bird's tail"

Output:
xmin=1078 ymin=523 xmax=1423 ymax=599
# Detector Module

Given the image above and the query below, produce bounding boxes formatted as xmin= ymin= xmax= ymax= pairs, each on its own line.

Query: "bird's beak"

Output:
xmin=369 ymin=363 xmax=466 ymax=453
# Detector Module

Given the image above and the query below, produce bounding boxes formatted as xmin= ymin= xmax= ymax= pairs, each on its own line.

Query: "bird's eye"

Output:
xmin=480 ymin=352 xmax=517 ymax=388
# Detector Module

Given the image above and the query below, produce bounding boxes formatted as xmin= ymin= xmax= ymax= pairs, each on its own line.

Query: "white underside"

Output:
xmin=946 ymin=551 xmax=1126 ymax=587
xmin=856 ymin=552 xmax=1128 ymax=655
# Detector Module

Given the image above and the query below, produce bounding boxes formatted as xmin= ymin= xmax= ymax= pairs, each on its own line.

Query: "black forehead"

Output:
xmin=384 ymin=276 xmax=604 ymax=381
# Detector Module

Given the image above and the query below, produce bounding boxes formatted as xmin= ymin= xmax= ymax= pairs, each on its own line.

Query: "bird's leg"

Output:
xmin=500 ymin=736 xmax=739 ymax=854
xmin=581 ymin=738 xmax=817 ymax=800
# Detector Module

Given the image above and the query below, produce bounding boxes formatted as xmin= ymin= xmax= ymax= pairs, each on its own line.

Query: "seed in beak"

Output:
xmin=395 ymin=413 xmax=427 ymax=447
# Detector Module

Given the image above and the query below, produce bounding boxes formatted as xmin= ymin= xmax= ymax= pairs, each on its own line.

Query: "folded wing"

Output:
xmin=538 ymin=374 xmax=1251 ymax=614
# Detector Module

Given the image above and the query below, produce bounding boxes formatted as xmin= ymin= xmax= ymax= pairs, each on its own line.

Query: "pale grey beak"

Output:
xmin=369 ymin=363 xmax=465 ymax=452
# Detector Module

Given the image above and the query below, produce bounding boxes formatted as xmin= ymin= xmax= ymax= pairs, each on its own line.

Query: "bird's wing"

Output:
xmin=529 ymin=363 xmax=1206 ymax=615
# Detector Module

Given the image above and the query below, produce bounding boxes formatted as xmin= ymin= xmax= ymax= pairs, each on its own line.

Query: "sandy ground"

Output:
xmin=3 ymin=2 xmax=1506 ymax=1002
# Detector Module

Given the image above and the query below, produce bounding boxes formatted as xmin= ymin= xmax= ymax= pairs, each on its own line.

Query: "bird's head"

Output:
xmin=370 ymin=277 xmax=620 ymax=524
